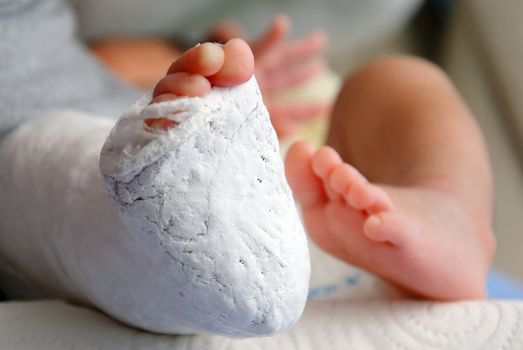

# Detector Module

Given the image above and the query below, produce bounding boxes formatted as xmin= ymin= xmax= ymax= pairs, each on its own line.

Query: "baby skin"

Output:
xmin=148 ymin=39 xmax=495 ymax=300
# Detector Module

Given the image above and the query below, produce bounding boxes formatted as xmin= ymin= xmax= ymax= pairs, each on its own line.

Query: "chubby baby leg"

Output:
xmin=0 ymin=40 xmax=310 ymax=336
xmin=285 ymin=56 xmax=495 ymax=300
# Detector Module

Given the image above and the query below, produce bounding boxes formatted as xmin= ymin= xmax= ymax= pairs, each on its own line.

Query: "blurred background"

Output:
xmin=67 ymin=0 xmax=523 ymax=288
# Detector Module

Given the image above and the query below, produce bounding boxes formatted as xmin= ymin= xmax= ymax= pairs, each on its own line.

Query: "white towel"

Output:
xmin=1 ymin=299 xmax=522 ymax=349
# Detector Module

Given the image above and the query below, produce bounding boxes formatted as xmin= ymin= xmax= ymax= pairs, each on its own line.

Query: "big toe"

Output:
xmin=208 ymin=38 xmax=255 ymax=86
xmin=363 ymin=212 xmax=420 ymax=247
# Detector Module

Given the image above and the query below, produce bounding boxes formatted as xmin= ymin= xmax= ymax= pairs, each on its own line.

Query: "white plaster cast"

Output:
xmin=0 ymin=77 xmax=310 ymax=337
xmin=100 ymin=77 xmax=310 ymax=335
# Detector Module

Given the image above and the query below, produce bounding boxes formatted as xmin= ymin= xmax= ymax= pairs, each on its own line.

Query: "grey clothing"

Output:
xmin=0 ymin=0 xmax=139 ymax=141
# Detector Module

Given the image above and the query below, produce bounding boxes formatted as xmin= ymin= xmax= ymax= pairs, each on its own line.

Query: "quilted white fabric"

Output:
xmin=1 ymin=299 xmax=522 ymax=349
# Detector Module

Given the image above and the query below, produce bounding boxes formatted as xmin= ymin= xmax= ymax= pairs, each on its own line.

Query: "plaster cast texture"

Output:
xmin=100 ymin=77 xmax=310 ymax=336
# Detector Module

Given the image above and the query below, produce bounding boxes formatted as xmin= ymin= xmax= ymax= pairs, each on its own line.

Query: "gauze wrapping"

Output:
xmin=0 ymin=77 xmax=310 ymax=337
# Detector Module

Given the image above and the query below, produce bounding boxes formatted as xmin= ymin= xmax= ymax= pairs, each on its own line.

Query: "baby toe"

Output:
xmin=153 ymin=72 xmax=211 ymax=98
xmin=311 ymin=146 xmax=343 ymax=180
xmin=208 ymin=38 xmax=255 ymax=86
xmin=168 ymin=42 xmax=225 ymax=77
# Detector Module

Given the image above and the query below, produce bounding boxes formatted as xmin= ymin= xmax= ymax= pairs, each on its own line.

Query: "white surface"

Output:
xmin=1 ymin=299 xmax=522 ymax=350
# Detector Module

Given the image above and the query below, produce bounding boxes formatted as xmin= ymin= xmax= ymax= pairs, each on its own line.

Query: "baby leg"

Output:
xmin=0 ymin=40 xmax=309 ymax=336
xmin=285 ymin=56 xmax=495 ymax=300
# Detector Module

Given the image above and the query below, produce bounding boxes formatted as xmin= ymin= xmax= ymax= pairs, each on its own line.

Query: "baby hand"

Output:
xmin=210 ymin=15 xmax=331 ymax=136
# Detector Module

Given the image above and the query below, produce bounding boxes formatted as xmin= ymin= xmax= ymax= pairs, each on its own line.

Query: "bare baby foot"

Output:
xmin=99 ymin=39 xmax=309 ymax=336
xmin=285 ymin=141 xmax=495 ymax=300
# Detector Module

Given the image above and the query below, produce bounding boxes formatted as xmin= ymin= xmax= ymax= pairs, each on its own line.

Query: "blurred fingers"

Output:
xmin=251 ymin=14 xmax=290 ymax=60
xmin=261 ymin=30 xmax=327 ymax=70
xmin=258 ymin=57 xmax=326 ymax=92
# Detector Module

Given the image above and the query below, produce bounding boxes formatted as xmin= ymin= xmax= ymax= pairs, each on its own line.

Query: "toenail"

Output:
xmin=368 ymin=216 xmax=382 ymax=227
